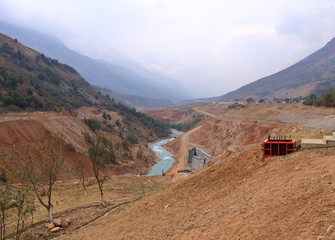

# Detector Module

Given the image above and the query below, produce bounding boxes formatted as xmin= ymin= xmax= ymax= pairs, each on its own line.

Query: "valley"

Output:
xmin=13 ymin=101 xmax=332 ymax=240
xmin=1 ymin=80 xmax=335 ymax=239
xmin=0 ymin=15 xmax=335 ymax=239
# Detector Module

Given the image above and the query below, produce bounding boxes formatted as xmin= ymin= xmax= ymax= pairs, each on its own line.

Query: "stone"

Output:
xmin=61 ymin=218 xmax=69 ymax=228
xmin=50 ymin=227 xmax=61 ymax=232
xmin=46 ymin=223 xmax=55 ymax=229
xmin=164 ymin=204 xmax=170 ymax=209
xmin=326 ymin=225 xmax=334 ymax=234
xmin=65 ymin=218 xmax=72 ymax=224
xmin=53 ymin=218 xmax=62 ymax=226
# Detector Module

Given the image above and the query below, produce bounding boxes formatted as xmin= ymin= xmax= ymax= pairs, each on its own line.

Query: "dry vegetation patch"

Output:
xmin=64 ymin=145 xmax=335 ymax=240
xmin=1 ymin=175 xmax=171 ymax=240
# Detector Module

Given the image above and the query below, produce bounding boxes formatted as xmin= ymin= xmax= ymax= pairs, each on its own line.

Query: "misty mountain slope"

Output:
xmin=99 ymin=55 xmax=191 ymax=98
xmin=0 ymin=33 xmax=97 ymax=111
xmin=95 ymin=86 xmax=173 ymax=109
xmin=218 ymin=37 xmax=335 ymax=101
xmin=0 ymin=21 xmax=189 ymax=102
xmin=0 ymin=33 xmax=171 ymax=139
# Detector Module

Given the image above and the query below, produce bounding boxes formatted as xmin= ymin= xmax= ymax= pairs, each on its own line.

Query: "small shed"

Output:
xmin=262 ymin=136 xmax=296 ymax=157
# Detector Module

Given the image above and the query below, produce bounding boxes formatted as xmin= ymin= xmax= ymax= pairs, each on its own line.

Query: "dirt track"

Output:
xmin=166 ymin=125 xmax=202 ymax=174
xmin=194 ymin=107 xmax=216 ymax=118
xmin=166 ymin=104 xmax=287 ymax=174
xmin=165 ymin=107 xmax=219 ymax=174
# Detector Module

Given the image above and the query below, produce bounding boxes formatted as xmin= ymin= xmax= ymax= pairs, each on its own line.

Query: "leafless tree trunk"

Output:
xmin=84 ymin=132 xmax=110 ymax=202
xmin=1 ymin=133 xmax=65 ymax=222
xmin=14 ymin=186 xmax=35 ymax=240
xmin=0 ymin=186 xmax=12 ymax=240
xmin=67 ymin=159 xmax=86 ymax=192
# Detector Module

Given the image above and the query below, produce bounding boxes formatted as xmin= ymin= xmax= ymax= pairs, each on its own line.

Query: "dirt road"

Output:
xmin=167 ymin=125 xmax=203 ymax=174
xmin=166 ymin=107 xmax=217 ymax=174
xmin=194 ymin=107 xmax=216 ymax=118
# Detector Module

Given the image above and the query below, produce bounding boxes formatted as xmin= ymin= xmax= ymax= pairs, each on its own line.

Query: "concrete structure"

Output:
xmin=301 ymin=132 xmax=335 ymax=149
xmin=187 ymin=148 xmax=211 ymax=171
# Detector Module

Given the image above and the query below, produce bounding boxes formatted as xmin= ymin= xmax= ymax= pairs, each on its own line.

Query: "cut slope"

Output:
xmin=0 ymin=111 xmax=160 ymax=177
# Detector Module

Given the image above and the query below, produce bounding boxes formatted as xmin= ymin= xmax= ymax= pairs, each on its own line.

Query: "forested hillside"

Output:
xmin=0 ymin=33 xmax=170 ymax=138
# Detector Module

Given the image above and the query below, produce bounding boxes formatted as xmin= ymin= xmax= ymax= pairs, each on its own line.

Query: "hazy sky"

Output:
xmin=1 ymin=0 xmax=335 ymax=98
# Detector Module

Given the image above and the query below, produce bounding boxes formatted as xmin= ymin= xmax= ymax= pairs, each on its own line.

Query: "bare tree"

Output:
xmin=13 ymin=186 xmax=35 ymax=240
xmin=0 ymin=184 xmax=35 ymax=240
xmin=1 ymin=133 xmax=65 ymax=222
xmin=0 ymin=186 xmax=13 ymax=240
xmin=84 ymin=132 xmax=111 ymax=202
xmin=67 ymin=158 xmax=86 ymax=192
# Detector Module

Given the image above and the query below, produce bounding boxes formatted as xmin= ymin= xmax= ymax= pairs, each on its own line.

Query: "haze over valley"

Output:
xmin=1 ymin=1 xmax=335 ymax=239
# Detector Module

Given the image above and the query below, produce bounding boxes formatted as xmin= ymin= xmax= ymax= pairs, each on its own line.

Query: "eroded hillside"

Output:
xmin=0 ymin=33 xmax=172 ymax=178
xmin=64 ymin=102 xmax=335 ymax=240
xmin=0 ymin=109 xmax=160 ymax=177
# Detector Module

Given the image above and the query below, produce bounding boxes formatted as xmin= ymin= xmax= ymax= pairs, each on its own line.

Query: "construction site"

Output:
xmin=2 ymin=102 xmax=335 ymax=239
xmin=58 ymin=102 xmax=335 ymax=240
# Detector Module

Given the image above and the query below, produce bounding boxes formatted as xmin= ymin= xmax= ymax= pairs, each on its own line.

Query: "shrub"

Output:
xmin=126 ymin=134 xmax=139 ymax=144
xmin=303 ymin=88 xmax=335 ymax=107
xmin=85 ymin=119 xmax=101 ymax=131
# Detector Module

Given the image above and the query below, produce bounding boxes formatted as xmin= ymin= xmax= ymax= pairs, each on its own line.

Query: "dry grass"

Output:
xmin=4 ymin=175 xmax=171 ymax=239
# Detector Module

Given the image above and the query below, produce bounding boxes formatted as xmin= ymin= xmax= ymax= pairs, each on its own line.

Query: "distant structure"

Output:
xmin=262 ymin=135 xmax=297 ymax=157
xmin=301 ymin=132 xmax=335 ymax=149
xmin=187 ymin=148 xmax=211 ymax=171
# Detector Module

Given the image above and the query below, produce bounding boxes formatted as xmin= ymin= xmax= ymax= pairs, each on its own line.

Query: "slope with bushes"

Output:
xmin=0 ymin=33 xmax=172 ymax=177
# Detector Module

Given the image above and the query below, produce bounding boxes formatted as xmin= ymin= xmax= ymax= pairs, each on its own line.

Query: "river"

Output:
xmin=146 ymin=129 xmax=183 ymax=176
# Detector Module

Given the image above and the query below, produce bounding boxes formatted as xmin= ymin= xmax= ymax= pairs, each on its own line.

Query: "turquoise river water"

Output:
xmin=146 ymin=129 xmax=183 ymax=176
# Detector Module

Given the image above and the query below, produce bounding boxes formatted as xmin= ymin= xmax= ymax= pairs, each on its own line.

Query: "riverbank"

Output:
xmin=145 ymin=129 xmax=183 ymax=176
xmin=165 ymin=125 xmax=202 ymax=175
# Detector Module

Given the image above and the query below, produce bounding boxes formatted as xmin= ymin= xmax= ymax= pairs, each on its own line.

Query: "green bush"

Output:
xmin=85 ymin=119 xmax=102 ymax=131
xmin=126 ymin=134 xmax=139 ymax=144
xmin=303 ymin=88 xmax=335 ymax=107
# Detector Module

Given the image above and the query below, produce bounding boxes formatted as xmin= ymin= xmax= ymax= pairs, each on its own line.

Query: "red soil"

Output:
xmin=145 ymin=109 xmax=186 ymax=123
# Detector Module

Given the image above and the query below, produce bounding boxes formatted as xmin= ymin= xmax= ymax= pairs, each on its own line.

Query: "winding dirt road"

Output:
xmin=167 ymin=125 xmax=203 ymax=174
xmin=167 ymin=107 xmax=217 ymax=174
xmin=194 ymin=107 xmax=216 ymax=118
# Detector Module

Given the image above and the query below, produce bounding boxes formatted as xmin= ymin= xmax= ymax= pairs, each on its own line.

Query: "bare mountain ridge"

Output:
xmin=217 ymin=37 xmax=335 ymax=101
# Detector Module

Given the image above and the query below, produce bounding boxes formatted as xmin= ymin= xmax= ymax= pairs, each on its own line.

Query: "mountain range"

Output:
xmin=0 ymin=33 xmax=170 ymax=136
xmin=216 ymin=37 xmax=335 ymax=101
xmin=2 ymin=21 xmax=335 ymax=106
xmin=0 ymin=21 xmax=190 ymax=107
